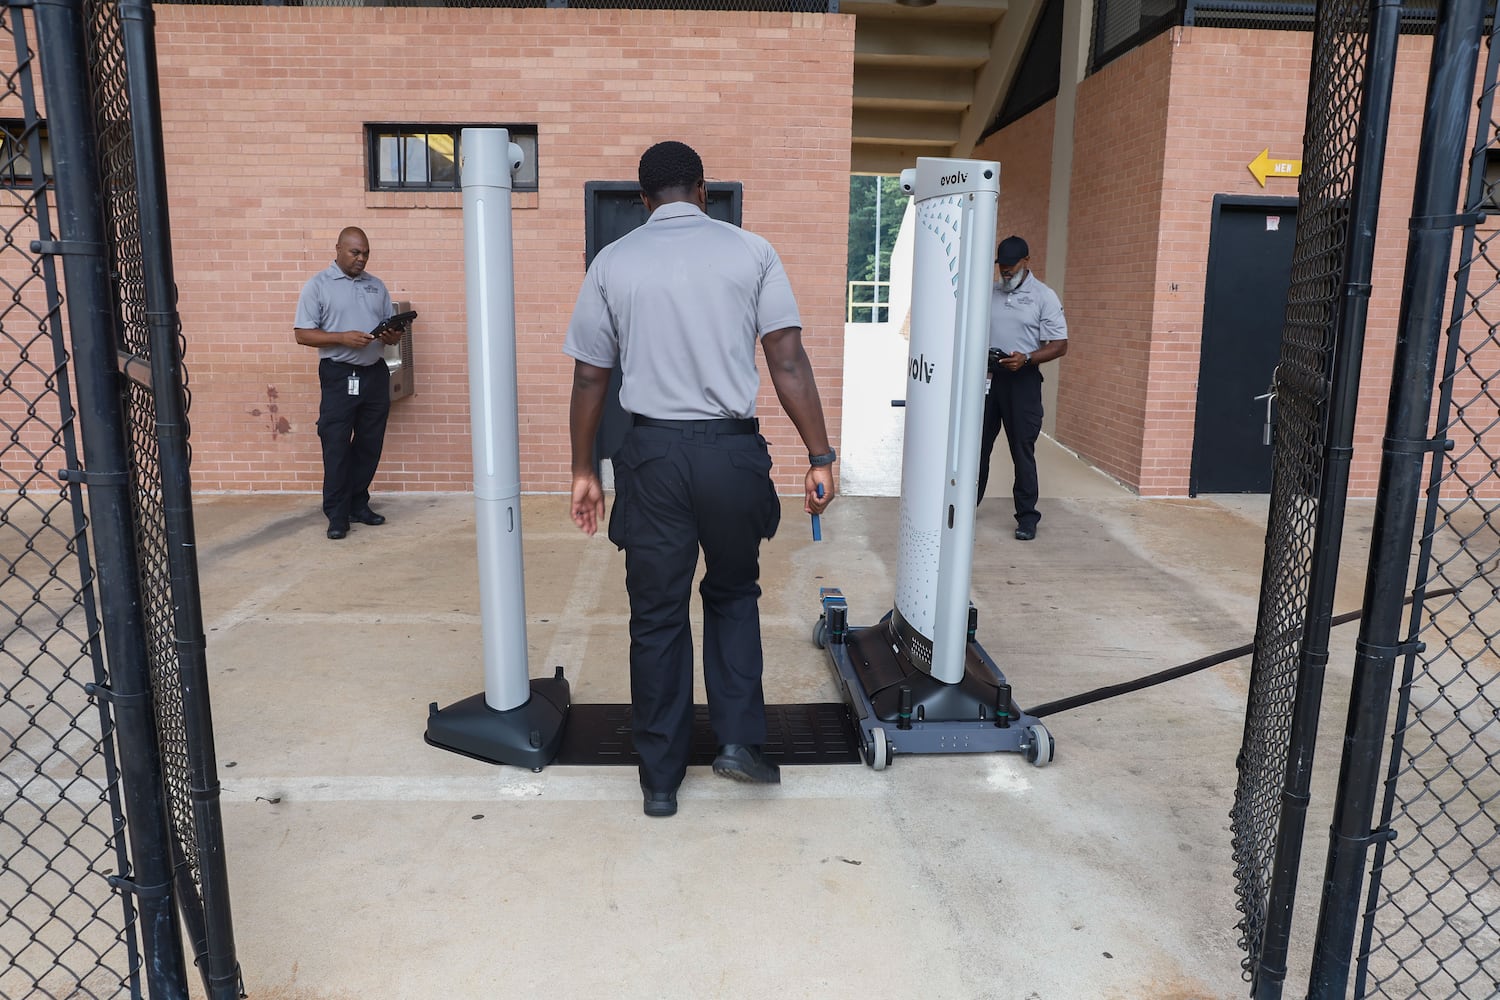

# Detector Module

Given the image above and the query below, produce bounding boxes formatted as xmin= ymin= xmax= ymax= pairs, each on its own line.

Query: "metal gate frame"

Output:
xmin=2 ymin=0 xmax=240 ymax=996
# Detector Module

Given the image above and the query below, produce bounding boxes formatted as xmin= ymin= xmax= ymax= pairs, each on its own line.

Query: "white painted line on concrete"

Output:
xmin=216 ymin=769 xmax=903 ymax=805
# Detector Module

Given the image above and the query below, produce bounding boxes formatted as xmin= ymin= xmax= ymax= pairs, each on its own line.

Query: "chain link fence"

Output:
xmin=0 ymin=8 xmax=140 ymax=996
xmin=1354 ymin=16 xmax=1500 ymax=997
xmin=2 ymin=0 xmax=238 ymax=994
xmin=1229 ymin=0 xmax=1371 ymax=986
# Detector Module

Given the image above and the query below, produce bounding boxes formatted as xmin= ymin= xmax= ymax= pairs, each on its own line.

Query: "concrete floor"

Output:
xmin=188 ymin=439 xmax=1376 ymax=1000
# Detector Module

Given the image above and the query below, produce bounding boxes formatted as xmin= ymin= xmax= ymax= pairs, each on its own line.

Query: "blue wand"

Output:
xmin=811 ymin=483 xmax=824 ymax=541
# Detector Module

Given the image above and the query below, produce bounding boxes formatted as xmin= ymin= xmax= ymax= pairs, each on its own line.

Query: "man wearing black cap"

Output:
xmin=979 ymin=235 xmax=1068 ymax=540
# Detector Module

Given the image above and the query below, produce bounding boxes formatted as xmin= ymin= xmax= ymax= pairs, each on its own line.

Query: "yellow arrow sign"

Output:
xmin=1249 ymin=148 xmax=1302 ymax=187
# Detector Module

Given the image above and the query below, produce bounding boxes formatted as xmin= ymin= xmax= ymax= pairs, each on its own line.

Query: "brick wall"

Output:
xmin=1058 ymin=33 xmax=1174 ymax=487
xmin=973 ymin=104 xmax=1055 ymax=279
xmin=149 ymin=7 xmax=853 ymax=494
xmin=1045 ymin=27 xmax=1440 ymax=496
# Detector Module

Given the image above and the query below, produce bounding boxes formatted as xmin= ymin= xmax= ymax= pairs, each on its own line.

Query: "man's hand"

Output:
xmin=570 ymin=473 xmax=606 ymax=536
xmin=805 ymin=466 xmax=835 ymax=515
xmin=998 ymin=351 xmax=1027 ymax=372
xmin=341 ymin=329 xmax=377 ymax=349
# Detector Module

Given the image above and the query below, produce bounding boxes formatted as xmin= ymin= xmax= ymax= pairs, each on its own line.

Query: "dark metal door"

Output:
xmin=581 ymin=181 xmax=742 ymax=466
xmin=1190 ymin=197 xmax=1299 ymax=494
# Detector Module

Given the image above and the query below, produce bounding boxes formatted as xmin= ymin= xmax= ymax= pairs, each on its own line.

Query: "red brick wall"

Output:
xmin=973 ymin=104 xmax=1055 ymax=280
xmin=149 ymin=7 xmax=853 ymax=494
xmin=1059 ymin=34 xmax=1174 ymax=487
xmin=1049 ymin=27 xmax=1441 ymax=496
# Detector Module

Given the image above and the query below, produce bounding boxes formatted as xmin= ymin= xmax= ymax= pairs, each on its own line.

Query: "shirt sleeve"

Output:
xmin=293 ymin=276 xmax=324 ymax=330
xmin=1038 ymin=285 xmax=1068 ymax=342
xmin=562 ymin=259 xmax=620 ymax=368
xmin=754 ymin=244 xmax=802 ymax=336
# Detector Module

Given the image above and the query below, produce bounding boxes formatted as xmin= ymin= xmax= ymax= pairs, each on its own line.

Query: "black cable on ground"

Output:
xmin=1025 ymin=587 xmax=1456 ymax=719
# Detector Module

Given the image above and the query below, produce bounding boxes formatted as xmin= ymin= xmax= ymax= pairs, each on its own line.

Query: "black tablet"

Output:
xmin=372 ymin=310 xmax=418 ymax=337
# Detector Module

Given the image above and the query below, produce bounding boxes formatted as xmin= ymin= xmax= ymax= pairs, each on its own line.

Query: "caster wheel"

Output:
xmin=864 ymin=727 xmax=891 ymax=771
xmin=1023 ymin=723 xmax=1054 ymax=768
xmin=812 ymin=616 xmax=829 ymax=650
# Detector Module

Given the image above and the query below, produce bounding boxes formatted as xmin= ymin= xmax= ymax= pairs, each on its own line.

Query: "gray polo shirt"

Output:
xmin=563 ymin=202 xmax=801 ymax=420
xmin=294 ymin=262 xmax=394 ymax=366
xmin=989 ymin=273 xmax=1067 ymax=355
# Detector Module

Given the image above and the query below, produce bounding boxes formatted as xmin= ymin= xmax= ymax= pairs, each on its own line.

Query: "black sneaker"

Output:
xmin=1014 ymin=526 xmax=1037 ymax=541
xmin=712 ymin=744 xmax=781 ymax=784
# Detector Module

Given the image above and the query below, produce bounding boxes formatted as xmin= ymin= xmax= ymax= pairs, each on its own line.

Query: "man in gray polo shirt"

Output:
xmin=294 ymin=226 xmax=398 ymax=540
xmin=979 ymin=235 xmax=1069 ymax=541
xmin=565 ymin=140 xmax=837 ymax=818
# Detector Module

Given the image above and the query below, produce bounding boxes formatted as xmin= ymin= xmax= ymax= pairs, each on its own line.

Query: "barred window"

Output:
xmin=1 ymin=119 xmax=51 ymax=186
xmin=367 ymin=124 xmax=538 ymax=192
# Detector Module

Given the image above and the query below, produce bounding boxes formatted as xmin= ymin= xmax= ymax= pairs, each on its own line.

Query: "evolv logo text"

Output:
xmin=910 ymin=354 xmax=935 ymax=383
xmin=939 ymin=171 xmax=968 ymax=186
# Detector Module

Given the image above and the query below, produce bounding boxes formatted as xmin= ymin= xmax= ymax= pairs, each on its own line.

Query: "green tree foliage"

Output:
xmin=847 ymin=175 xmax=909 ymax=319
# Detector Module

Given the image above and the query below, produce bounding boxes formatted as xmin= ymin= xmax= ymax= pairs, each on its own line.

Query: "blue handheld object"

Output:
xmin=811 ymin=483 xmax=824 ymax=541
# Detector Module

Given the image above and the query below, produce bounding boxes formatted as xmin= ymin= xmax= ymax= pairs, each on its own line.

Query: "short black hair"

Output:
xmin=638 ymin=141 xmax=704 ymax=200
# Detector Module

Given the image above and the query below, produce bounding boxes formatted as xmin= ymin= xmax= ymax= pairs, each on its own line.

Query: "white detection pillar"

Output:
xmin=892 ymin=158 xmax=1000 ymax=685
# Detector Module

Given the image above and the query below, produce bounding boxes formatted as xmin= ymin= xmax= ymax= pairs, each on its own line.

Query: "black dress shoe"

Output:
xmin=351 ymin=508 xmax=386 ymax=526
xmin=327 ymin=521 xmax=349 ymax=540
xmin=642 ymin=787 xmax=678 ymax=818
xmin=712 ymin=744 xmax=781 ymax=784
xmin=1014 ymin=526 xmax=1037 ymax=541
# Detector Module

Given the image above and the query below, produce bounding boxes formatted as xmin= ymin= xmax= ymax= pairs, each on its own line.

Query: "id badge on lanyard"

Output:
xmin=347 ymin=374 xmax=361 ymax=396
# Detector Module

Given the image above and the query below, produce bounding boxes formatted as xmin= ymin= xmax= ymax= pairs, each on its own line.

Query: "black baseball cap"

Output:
xmin=996 ymin=236 xmax=1030 ymax=267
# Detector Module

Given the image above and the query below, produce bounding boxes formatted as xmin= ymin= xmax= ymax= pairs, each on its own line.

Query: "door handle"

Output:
xmin=1254 ymin=389 xmax=1276 ymax=446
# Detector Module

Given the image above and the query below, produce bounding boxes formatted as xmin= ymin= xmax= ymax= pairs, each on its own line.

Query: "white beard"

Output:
xmin=999 ymin=269 xmax=1027 ymax=293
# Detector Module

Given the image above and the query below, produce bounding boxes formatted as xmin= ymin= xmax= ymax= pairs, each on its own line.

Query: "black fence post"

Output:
xmin=1305 ymin=0 xmax=1488 ymax=995
xmin=29 ymin=0 xmax=191 ymax=996
xmin=1251 ymin=4 xmax=1403 ymax=999
xmin=116 ymin=0 xmax=242 ymax=995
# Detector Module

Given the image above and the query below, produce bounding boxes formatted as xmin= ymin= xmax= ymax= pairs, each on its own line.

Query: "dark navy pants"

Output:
xmin=977 ymin=363 xmax=1043 ymax=530
xmin=607 ymin=424 xmax=782 ymax=793
xmin=316 ymin=358 xmax=390 ymax=524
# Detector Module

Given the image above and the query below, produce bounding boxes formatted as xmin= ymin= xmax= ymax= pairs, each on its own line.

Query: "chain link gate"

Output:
xmin=1229 ymin=2 xmax=1500 ymax=998
xmin=1 ymin=0 xmax=239 ymax=996
xmin=1350 ymin=5 xmax=1500 ymax=997
xmin=1229 ymin=1 xmax=1392 ymax=996
xmin=1 ymin=10 xmax=141 ymax=995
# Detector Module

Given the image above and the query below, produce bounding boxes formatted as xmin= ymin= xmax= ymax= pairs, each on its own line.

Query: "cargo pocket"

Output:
xmin=606 ymin=434 xmax=672 ymax=550
xmin=728 ymin=440 xmax=780 ymax=541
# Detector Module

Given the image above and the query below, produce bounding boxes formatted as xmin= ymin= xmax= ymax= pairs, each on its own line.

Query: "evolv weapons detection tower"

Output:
xmin=426 ymin=128 xmax=570 ymax=769
xmin=814 ymin=157 xmax=1054 ymax=770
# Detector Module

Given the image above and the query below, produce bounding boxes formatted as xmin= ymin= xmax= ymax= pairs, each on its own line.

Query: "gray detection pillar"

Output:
xmin=815 ymin=157 xmax=1054 ymax=769
xmin=425 ymin=128 xmax=569 ymax=770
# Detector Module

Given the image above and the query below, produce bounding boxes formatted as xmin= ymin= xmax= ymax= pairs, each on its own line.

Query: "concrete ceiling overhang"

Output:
xmin=844 ymin=0 xmax=1044 ymax=174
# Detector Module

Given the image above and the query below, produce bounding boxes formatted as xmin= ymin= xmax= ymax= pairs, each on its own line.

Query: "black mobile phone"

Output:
xmin=372 ymin=310 xmax=418 ymax=337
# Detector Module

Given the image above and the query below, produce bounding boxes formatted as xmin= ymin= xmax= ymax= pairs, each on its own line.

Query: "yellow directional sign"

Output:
xmin=1249 ymin=148 xmax=1302 ymax=187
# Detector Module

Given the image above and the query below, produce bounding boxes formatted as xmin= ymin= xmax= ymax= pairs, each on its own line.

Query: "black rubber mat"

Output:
xmin=554 ymin=702 xmax=862 ymax=766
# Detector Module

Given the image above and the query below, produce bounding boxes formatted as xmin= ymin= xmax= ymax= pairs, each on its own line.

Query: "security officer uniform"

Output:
xmin=563 ymin=201 xmax=799 ymax=794
xmin=295 ymin=262 xmax=394 ymax=525
xmin=980 ymin=271 xmax=1067 ymax=532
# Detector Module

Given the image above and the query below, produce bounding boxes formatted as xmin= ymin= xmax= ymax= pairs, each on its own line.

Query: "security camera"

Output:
xmin=508 ymin=142 xmax=525 ymax=177
xmin=899 ymin=168 xmax=916 ymax=195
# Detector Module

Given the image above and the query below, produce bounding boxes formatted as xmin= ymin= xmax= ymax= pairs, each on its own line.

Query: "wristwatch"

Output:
xmin=1023 ymin=352 xmax=1032 ymax=366
xmin=808 ymin=448 xmax=837 ymax=467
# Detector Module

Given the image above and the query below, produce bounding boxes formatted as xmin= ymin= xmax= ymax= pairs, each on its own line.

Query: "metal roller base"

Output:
xmin=813 ymin=587 xmax=1054 ymax=770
